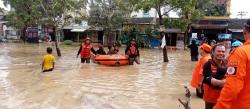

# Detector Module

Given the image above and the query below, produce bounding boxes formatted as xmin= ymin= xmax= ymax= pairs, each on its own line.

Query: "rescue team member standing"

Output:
xmin=125 ymin=39 xmax=140 ymax=65
xmin=77 ymin=37 xmax=96 ymax=63
xmin=215 ymin=19 xmax=250 ymax=109
xmin=202 ymin=44 xmax=227 ymax=109
xmin=42 ymin=47 xmax=55 ymax=72
xmin=190 ymin=43 xmax=211 ymax=98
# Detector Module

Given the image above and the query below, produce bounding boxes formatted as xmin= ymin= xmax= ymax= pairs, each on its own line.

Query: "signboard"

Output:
xmin=191 ymin=33 xmax=198 ymax=39
xmin=218 ymin=34 xmax=232 ymax=41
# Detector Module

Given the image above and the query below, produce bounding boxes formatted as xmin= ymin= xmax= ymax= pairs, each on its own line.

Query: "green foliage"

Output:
xmin=88 ymin=0 xmax=133 ymax=33
xmin=4 ymin=0 xmax=42 ymax=28
xmin=5 ymin=0 xmax=87 ymax=29
xmin=64 ymin=40 xmax=73 ymax=45
xmin=164 ymin=18 xmax=187 ymax=32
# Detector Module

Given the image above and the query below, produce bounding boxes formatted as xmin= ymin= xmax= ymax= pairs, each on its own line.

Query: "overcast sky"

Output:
xmin=0 ymin=0 xmax=249 ymax=18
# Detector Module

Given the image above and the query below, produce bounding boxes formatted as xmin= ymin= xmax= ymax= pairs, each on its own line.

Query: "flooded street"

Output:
xmin=0 ymin=43 xmax=204 ymax=109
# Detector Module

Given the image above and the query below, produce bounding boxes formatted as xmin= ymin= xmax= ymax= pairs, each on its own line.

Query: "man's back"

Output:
xmin=43 ymin=54 xmax=55 ymax=70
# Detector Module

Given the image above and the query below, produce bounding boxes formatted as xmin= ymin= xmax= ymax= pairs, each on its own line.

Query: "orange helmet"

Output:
xmin=200 ymin=43 xmax=212 ymax=53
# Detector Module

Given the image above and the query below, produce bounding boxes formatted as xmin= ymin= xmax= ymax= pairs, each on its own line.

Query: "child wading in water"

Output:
xmin=42 ymin=47 xmax=55 ymax=72
xmin=125 ymin=39 xmax=140 ymax=65
xmin=77 ymin=37 xmax=96 ymax=63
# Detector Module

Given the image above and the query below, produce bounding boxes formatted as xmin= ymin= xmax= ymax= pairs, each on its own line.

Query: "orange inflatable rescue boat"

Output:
xmin=95 ymin=54 xmax=129 ymax=66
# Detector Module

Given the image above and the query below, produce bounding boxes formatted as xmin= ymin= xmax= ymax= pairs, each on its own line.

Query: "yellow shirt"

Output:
xmin=42 ymin=54 xmax=55 ymax=70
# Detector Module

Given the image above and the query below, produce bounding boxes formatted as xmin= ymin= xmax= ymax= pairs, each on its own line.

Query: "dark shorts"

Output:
xmin=43 ymin=68 xmax=53 ymax=72
xmin=81 ymin=58 xmax=90 ymax=63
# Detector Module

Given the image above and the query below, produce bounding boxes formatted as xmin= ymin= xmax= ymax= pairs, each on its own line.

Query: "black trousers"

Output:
xmin=81 ymin=58 xmax=90 ymax=63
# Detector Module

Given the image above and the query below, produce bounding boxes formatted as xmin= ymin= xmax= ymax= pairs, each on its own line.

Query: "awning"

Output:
xmin=228 ymin=29 xmax=243 ymax=33
xmin=70 ymin=28 xmax=87 ymax=32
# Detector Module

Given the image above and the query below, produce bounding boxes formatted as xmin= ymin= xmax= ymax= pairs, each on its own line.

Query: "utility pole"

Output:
xmin=237 ymin=11 xmax=248 ymax=19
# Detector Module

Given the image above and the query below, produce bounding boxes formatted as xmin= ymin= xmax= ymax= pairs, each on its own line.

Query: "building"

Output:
xmin=122 ymin=17 xmax=184 ymax=48
xmin=189 ymin=18 xmax=246 ymax=45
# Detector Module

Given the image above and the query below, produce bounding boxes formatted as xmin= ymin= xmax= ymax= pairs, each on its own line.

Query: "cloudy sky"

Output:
xmin=0 ymin=0 xmax=249 ymax=18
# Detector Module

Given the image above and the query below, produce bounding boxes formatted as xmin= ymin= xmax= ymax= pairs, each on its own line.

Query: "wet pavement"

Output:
xmin=0 ymin=43 xmax=204 ymax=109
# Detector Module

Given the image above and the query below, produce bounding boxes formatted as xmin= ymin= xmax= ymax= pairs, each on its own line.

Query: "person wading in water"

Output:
xmin=77 ymin=37 xmax=96 ymax=63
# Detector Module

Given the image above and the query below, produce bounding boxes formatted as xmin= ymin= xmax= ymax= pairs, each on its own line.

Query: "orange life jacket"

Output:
xmin=127 ymin=45 xmax=138 ymax=56
xmin=190 ymin=55 xmax=211 ymax=88
xmin=215 ymin=39 xmax=250 ymax=109
xmin=81 ymin=43 xmax=93 ymax=58
xmin=203 ymin=62 xmax=223 ymax=103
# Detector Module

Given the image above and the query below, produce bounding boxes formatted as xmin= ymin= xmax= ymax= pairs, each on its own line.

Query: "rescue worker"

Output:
xmin=77 ymin=37 xmax=96 ymax=63
xmin=214 ymin=19 xmax=250 ymax=109
xmin=202 ymin=44 xmax=227 ymax=109
xmin=188 ymin=40 xmax=199 ymax=61
xmin=190 ymin=43 xmax=212 ymax=98
xmin=125 ymin=39 xmax=140 ymax=65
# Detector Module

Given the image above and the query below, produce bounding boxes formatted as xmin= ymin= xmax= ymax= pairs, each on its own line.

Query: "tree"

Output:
xmin=175 ymin=0 xmax=219 ymax=47
xmin=39 ymin=0 xmax=87 ymax=56
xmin=3 ymin=0 xmax=43 ymax=41
xmin=88 ymin=0 xmax=133 ymax=45
xmin=4 ymin=0 xmax=87 ymax=56
xmin=129 ymin=0 xmax=181 ymax=62
xmin=129 ymin=0 xmax=179 ymax=26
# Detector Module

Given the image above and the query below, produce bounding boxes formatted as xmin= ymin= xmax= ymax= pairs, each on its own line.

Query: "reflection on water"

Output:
xmin=0 ymin=43 xmax=203 ymax=109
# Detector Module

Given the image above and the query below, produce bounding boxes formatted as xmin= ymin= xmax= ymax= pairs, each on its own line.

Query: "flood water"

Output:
xmin=0 ymin=43 xmax=204 ymax=109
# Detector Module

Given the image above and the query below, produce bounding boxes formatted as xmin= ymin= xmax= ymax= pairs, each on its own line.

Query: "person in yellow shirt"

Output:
xmin=42 ymin=47 xmax=55 ymax=72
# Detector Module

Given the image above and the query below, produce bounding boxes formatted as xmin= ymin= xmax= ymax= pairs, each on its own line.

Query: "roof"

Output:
xmin=228 ymin=19 xmax=248 ymax=29
xmin=124 ymin=17 xmax=248 ymax=31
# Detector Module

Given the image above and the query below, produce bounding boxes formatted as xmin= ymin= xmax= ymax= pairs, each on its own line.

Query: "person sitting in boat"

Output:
xmin=125 ymin=39 xmax=140 ymax=65
xmin=113 ymin=43 xmax=119 ymax=54
xmin=77 ymin=37 xmax=96 ymax=63
xmin=107 ymin=45 xmax=116 ymax=55
xmin=96 ymin=41 xmax=106 ymax=55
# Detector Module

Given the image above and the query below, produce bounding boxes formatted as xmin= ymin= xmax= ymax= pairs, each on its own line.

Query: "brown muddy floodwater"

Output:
xmin=0 ymin=43 xmax=204 ymax=109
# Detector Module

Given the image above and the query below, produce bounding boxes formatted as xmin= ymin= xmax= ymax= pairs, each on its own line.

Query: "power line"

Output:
xmin=237 ymin=11 xmax=248 ymax=19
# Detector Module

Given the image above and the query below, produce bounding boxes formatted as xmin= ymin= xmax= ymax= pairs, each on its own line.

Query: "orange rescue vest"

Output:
xmin=81 ymin=44 xmax=93 ymax=58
